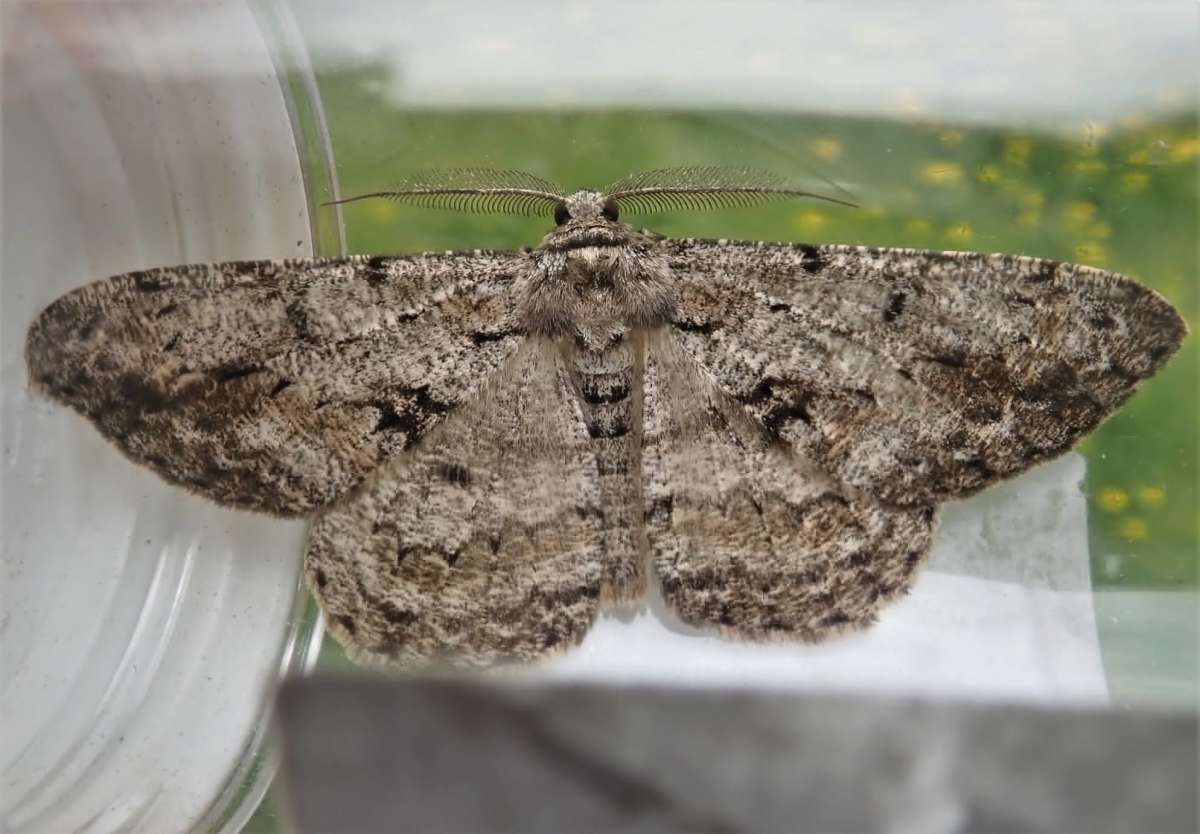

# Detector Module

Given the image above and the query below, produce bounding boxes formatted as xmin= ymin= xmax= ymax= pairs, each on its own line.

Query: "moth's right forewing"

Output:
xmin=662 ymin=239 xmax=1186 ymax=507
xmin=24 ymin=253 xmax=528 ymax=515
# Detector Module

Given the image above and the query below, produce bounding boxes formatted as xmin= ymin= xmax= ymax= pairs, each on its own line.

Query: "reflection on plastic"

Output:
xmin=1 ymin=2 xmax=331 ymax=832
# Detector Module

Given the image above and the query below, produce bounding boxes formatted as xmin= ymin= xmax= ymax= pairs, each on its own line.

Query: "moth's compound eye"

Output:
xmin=601 ymin=199 xmax=619 ymax=222
xmin=554 ymin=204 xmax=571 ymax=226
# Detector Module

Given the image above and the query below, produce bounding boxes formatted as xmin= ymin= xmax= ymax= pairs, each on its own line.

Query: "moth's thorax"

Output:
xmin=520 ymin=237 xmax=676 ymax=350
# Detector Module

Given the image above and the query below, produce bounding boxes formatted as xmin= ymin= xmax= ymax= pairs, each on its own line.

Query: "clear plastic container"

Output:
xmin=2 ymin=3 xmax=1195 ymax=833
xmin=2 ymin=3 xmax=337 ymax=831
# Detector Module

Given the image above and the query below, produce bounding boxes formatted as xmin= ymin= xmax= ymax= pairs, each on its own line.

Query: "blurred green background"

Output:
xmin=247 ymin=56 xmax=1198 ymax=834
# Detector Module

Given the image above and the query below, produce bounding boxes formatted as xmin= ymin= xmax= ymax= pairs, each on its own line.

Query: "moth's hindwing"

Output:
xmin=644 ymin=332 xmax=936 ymax=639
xmin=306 ymin=341 xmax=607 ymax=669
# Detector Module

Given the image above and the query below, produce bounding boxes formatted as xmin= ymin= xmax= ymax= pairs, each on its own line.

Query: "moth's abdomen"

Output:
xmin=568 ymin=335 xmax=648 ymax=605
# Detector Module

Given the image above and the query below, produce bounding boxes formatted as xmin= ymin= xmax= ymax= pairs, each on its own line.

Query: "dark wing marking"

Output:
xmin=662 ymin=239 xmax=1186 ymax=506
xmin=307 ymin=340 xmax=607 ymax=669
xmin=25 ymin=252 xmax=527 ymax=515
xmin=643 ymin=332 xmax=935 ymax=640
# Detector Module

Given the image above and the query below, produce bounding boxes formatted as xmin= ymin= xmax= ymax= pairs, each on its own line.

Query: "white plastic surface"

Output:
xmin=1 ymin=3 xmax=325 ymax=832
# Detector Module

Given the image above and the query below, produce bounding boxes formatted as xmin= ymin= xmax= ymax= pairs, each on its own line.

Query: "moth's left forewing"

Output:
xmin=661 ymin=239 xmax=1186 ymax=507
xmin=24 ymin=252 xmax=528 ymax=515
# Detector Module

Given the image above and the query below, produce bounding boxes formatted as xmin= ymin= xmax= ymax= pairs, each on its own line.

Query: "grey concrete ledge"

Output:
xmin=275 ymin=676 xmax=1198 ymax=834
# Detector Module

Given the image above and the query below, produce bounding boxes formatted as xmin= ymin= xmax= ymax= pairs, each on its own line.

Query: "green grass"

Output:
xmin=318 ymin=65 xmax=1197 ymax=589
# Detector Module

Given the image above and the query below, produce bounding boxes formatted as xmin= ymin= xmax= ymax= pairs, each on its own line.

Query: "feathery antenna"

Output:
xmin=327 ymin=166 xmax=855 ymax=219
xmin=326 ymin=169 xmax=566 ymax=216
xmin=604 ymin=166 xmax=856 ymax=215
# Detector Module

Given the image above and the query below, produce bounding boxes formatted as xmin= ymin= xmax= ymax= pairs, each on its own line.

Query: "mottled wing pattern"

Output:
xmin=25 ymin=253 xmax=526 ymax=515
xmin=663 ymin=240 xmax=1186 ymax=507
xmin=643 ymin=332 xmax=935 ymax=640
xmin=306 ymin=340 xmax=606 ymax=669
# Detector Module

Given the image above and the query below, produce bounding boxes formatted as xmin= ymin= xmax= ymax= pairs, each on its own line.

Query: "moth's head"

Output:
xmin=539 ymin=190 xmax=632 ymax=251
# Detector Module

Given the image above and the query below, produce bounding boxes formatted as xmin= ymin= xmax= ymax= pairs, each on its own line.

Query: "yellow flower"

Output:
xmin=1074 ymin=242 xmax=1107 ymax=265
xmin=918 ymin=161 xmax=963 ymax=186
xmin=1088 ymin=222 xmax=1113 ymax=240
xmin=1127 ymin=148 xmax=1150 ymax=166
xmin=1117 ymin=517 xmax=1149 ymax=541
xmin=1015 ymin=209 xmax=1041 ymax=228
xmin=809 ymin=138 xmax=843 ymax=162
xmin=1136 ymin=486 xmax=1167 ymax=508
xmin=1066 ymin=158 xmax=1108 ymax=175
xmin=366 ymin=200 xmax=399 ymax=224
xmin=976 ymin=164 xmax=1001 ymax=184
xmin=1168 ymin=137 xmax=1200 ymax=163
xmin=1097 ymin=487 xmax=1130 ymax=512
xmin=1121 ymin=171 xmax=1150 ymax=193
xmin=906 ymin=218 xmax=932 ymax=235
xmin=939 ymin=129 xmax=966 ymax=147
xmin=792 ymin=210 xmax=828 ymax=232
xmin=1022 ymin=191 xmax=1044 ymax=208
xmin=945 ymin=223 xmax=974 ymax=243
xmin=1065 ymin=201 xmax=1097 ymax=230
xmin=1004 ymin=138 xmax=1033 ymax=166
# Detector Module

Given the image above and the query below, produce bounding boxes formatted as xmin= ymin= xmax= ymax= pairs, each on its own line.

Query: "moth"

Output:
xmin=25 ymin=167 xmax=1186 ymax=669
